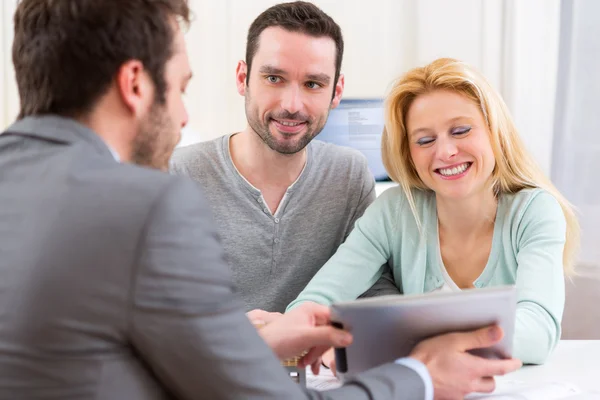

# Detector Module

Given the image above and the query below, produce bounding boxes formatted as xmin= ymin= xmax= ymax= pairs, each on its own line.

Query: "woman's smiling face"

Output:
xmin=406 ymin=89 xmax=496 ymax=200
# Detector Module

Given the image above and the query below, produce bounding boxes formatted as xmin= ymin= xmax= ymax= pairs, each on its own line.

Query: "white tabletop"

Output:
xmin=493 ymin=340 xmax=600 ymax=393
xmin=307 ymin=341 xmax=600 ymax=398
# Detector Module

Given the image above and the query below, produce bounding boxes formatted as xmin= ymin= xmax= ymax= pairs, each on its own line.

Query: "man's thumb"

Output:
xmin=304 ymin=326 xmax=353 ymax=348
xmin=464 ymin=325 xmax=504 ymax=351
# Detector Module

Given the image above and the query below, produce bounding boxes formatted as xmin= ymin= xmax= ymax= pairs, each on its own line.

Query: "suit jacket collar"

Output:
xmin=4 ymin=115 xmax=118 ymax=161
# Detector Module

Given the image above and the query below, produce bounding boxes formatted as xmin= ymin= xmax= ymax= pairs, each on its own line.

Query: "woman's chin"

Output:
xmin=434 ymin=187 xmax=473 ymax=201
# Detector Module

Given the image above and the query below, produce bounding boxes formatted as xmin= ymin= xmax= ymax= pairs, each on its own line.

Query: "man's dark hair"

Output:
xmin=245 ymin=1 xmax=344 ymax=89
xmin=12 ymin=0 xmax=190 ymax=119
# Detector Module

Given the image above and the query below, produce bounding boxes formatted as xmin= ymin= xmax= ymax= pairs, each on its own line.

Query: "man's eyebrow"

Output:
xmin=257 ymin=66 xmax=331 ymax=85
xmin=259 ymin=65 xmax=286 ymax=75
xmin=306 ymin=73 xmax=331 ymax=85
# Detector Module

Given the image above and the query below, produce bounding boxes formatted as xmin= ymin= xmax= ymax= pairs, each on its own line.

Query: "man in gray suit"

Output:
xmin=0 ymin=1 xmax=521 ymax=399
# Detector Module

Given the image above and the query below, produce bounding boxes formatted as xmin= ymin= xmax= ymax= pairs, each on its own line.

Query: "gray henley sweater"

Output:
xmin=171 ymin=134 xmax=396 ymax=312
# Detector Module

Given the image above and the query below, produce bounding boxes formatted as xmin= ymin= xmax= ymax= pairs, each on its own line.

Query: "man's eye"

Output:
xmin=267 ymin=76 xmax=281 ymax=84
xmin=306 ymin=81 xmax=321 ymax=89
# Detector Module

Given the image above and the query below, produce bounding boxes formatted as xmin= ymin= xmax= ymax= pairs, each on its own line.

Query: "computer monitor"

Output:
xmin=317 ymin=98 xmax=390 ymax=181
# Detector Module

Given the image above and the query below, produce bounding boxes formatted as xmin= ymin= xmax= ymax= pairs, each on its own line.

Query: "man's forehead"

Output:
xmin=253 ymin=27 xmax=337 ymax=75
xmin=168 ymin=27 xmax=191 ymax=70
xmin=257 ymin=26 xmax=336 ymax=52
xmin=172 ymin=25 xmax=187 ymax=53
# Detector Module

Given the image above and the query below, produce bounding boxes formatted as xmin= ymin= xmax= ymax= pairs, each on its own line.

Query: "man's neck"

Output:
xmin=77 ymin=103 xmax=133 ymax=163
xmin=436 ymin=187 xmax=498 ymax=239
xmin=229 ymin=128 xmax=307 ymax=190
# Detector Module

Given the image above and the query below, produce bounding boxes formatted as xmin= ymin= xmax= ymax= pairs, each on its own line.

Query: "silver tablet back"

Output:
xmin=330 ymin=286 xmax=517 ymax=377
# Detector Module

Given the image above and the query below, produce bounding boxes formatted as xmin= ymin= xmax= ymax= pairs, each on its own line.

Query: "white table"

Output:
xmin=497 ymin=341 xmax=600 ymax=392
xmin=307 ymin=341 xmax=600 ymax=398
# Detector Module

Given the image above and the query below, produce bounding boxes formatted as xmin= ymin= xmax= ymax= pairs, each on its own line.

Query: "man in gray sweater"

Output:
xmin=171 ymin=1 xmax=399 ymax=314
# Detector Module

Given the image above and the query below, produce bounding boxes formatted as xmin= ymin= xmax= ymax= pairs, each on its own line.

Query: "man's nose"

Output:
xmin=280 ymin=85 xmax=303 ymax=115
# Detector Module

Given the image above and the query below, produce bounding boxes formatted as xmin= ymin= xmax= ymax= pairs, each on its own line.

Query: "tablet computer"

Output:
xmin=330 ymin=285 xmax=517 ymax=378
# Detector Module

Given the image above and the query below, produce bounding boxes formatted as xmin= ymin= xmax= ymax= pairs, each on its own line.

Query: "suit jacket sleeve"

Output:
xmin=128 ymin=177 xmax=425 ymax=400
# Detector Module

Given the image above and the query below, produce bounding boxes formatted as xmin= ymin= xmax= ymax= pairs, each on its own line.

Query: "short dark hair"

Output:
xmin=12 ymin=0 xmax=190 ymax=119
xmin=245 ymin=1 xmax=344 ymax=88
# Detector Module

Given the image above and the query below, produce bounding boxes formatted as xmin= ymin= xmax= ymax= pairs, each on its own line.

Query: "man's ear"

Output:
xmin=116 ymin=60 xmax=154 ymax=117
xmin=330 ymin=73 xmax=345 ymax=109
xmin=235 ymin=60 xmax=248 ymax=96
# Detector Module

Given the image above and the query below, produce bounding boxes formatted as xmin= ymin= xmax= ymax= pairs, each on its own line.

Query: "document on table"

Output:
xmin=307 ymin=370 xmax=600 ymax=399
xmin=306 ymin=367 xmax=341 ymax=391
xmin=466 ymin=380 xmax=596 ymax=400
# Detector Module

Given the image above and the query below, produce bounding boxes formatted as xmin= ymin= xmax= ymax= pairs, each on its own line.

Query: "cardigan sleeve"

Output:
xmin=286 ymin=189 xmax=402 ymax=311
xmin=512 ymin=190 xmax=567 ymax=364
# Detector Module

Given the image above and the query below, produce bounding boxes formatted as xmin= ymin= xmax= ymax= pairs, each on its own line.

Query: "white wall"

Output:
xmin=180 ymin=0 xmax=420 ymax=146
xmin=181 ymin=0 xmax=504 ymax=144
xmin=1 ymin=0 xmax=562 ymax=176
xmin=0 ymin=1 xmax=18 ymax=129
xmin=180 ymin=0 xmax=561 ymax=175
xmin=552 ymin=0 xmax=600 ymax=265
xmin=501 ymin=0 xmax=561 ymax=177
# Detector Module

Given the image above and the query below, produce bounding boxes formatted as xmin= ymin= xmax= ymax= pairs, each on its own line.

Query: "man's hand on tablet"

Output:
xmin=249 ymin=303 xmax=353 ymax=374
xmin=246 ymin=308 xmax=520 ymax=400
xmin=410 ymin=325 xmax=522 ymax=400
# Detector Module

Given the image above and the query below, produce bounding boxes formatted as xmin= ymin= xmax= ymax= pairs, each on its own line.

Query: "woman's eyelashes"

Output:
xmin=416 ymin=137 xmax=435 ymax=146
xmin=415 ymin=126 xmax=472 ymax=146
xmin=451 ymin=126 xmax=472 ymax=136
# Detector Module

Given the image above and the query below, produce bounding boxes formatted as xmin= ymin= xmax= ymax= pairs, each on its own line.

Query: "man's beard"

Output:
xmin=245 ymin=94 xmax=329 ymax=155
xmin=131 ymin=102 xmax=178 ymax=171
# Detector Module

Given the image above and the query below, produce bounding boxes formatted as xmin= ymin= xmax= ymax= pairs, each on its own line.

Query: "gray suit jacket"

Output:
xmin=0 ymin=115 xmax=426 ymax=400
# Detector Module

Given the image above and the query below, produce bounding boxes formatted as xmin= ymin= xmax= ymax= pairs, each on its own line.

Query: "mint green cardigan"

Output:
xmin=287 ymin=187 xmax=567 ymax=364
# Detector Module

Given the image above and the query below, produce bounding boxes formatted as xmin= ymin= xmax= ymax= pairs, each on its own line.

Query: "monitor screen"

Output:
xmin=317 ymin=99 xmax=390 ymax=181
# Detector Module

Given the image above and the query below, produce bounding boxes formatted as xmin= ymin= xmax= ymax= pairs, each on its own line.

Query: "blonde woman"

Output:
xmin=287 ymin=58 xmax=579 ymax=365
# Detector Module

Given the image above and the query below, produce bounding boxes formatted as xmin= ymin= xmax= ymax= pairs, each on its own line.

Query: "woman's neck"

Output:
xmin=436 ymin=189 xmax=498 ymax=239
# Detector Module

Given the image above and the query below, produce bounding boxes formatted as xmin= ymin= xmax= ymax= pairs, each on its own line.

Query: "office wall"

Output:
xmin=179 ymin=0 xmax=418 ymax=146
xmin=0 ymin=0 xmax=560 ymax=174
xmin=0 ymin=1 xmax=18 ymax=129
xmin=181 ymin=0 xmax=561 ymax=175
xmin=552 ymin=0 xmax=600 ymax=265
xmin=182 ymin=0 xmax=506 ymax=144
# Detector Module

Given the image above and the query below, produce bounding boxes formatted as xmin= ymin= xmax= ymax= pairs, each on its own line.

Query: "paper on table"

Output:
xmin=466 ymin=380 xmax=584 ymax=400
xmin=306 ymin=367 xmax=342 ymax=391
xmin=307 ymin=371 xmax=597 ymax=399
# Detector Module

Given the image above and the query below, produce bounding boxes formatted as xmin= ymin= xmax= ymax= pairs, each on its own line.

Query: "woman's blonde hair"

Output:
xmin=381 ymin=57 xmax=580 ymax=274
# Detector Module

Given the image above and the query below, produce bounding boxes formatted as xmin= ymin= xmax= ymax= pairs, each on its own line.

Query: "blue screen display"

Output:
xmin=317 ymin=99 xmax=390 ymax=181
